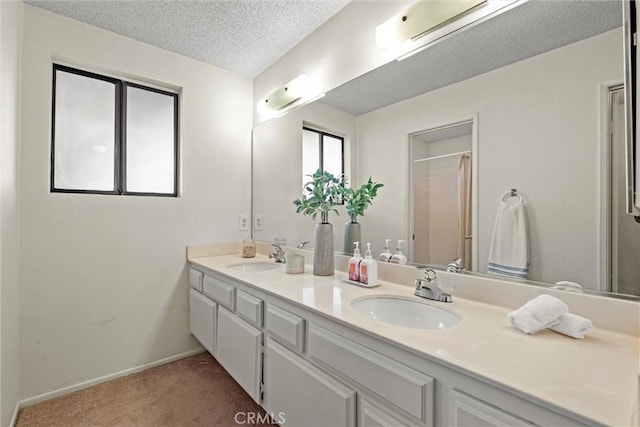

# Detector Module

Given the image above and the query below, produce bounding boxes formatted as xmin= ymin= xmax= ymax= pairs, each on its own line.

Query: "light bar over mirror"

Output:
xmin=258 ymin=75 xmax=324 ymax=119
xmin=376 ymin=0 xmax=487 ymax=50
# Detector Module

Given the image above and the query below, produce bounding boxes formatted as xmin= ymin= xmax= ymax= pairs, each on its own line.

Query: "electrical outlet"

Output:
xmin=239 ymin=215 xmax=249 ymax=231
xmin=254 ymin=215 xmax=263 ymax=231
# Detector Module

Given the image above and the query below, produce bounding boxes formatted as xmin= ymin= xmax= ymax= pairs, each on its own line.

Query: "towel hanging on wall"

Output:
xmin=487 ymin=189 xmax=529 ymax=279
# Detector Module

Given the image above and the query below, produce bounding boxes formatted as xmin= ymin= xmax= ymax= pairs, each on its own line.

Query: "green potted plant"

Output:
xmin=342 ymin=177 xmax=384 ymax=254
xmin=293 ymin=169 xmax=345 ymax=276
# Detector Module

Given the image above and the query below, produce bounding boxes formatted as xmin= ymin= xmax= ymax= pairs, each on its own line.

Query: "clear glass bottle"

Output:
xmin=242 ymin=238 xmax=256 ymax=258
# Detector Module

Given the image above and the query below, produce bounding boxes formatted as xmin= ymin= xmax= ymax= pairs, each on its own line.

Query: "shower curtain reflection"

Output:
xmin=457 ymin=153 xmax=472 ymax=270
xmin=410 ymin=123 xmax=473 ymax=266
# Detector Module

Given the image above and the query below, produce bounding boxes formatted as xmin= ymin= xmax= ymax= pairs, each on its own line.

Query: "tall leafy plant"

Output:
xmin=343 ymin=177 xmax=384 ymax=218
xmin=293 ymin=169 xmax=345 ymax=222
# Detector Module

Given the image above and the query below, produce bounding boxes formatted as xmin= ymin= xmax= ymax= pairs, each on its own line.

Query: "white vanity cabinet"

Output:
xmin=260 ymin=296 xmax=590 ymax=427
xmin=188 ymin=262 xmax=600 ymax=427
xmin=263 ymin=297 xmax=434 ymax=427
xmin=188 ymin=267 xmax=266 ymax=404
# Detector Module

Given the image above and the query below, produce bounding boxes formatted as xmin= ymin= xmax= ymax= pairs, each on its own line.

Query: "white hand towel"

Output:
xmin=508 ymin=294 xmax=568 ymax=334
xmin=549 ymin=313 xmax=593 ymax=339
xmin=551 ymin=281 xmax=584 ymax=293
xmin=487 ymin=200 xmax=529 ymax=279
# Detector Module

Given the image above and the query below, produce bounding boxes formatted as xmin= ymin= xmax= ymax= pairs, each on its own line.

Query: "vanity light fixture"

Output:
xmin=258 ymin=74 xmax=325 ymax=118
xmin=376 ymin=0 xmax=523 ymax=62
xmin=376 ymin=0 xmax=487 ymax=51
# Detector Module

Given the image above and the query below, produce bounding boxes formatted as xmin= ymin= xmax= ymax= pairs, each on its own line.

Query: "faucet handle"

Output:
xmin=415 ymin=268 xmax=437 ymax=290
xmin=446 ymin=258 xmax=463 ymax=273
xmin=437 ymin=293 xmax=453 ymax=303
xmin=297 ymin=241 xmax=310 ymax=249
xmin=269 ymin=244 xmax=286 ymax=262
xmin=422 ymin=268 xmax=437 ymax=281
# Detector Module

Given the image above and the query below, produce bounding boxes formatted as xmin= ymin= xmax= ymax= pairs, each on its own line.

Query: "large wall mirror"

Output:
xmin=253 ymin=1 xmax=640 ymax=299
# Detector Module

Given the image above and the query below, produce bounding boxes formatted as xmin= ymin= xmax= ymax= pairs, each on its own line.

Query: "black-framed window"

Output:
xmin=51 ymin=64 xmax=179 ymax=196
xmin=302 ymin=126 xmax=344 ymax=185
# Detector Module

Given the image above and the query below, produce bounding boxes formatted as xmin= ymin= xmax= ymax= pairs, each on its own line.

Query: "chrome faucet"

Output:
xmin=414 ymin=268 xmax=452 ymax=303
xmin=297 ymin=241 xmax=310 ymax=249
xmin=446 ymin=257 xmax=463 ymax=273
xmin=269 ymin=244 xmax=286 ymax=263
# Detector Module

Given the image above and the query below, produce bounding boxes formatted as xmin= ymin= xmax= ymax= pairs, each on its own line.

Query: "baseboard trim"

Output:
xmin=20 ymin=348 xmax=205 ymax=408
xmin=9 ymin=400 xmax=20 ymax=427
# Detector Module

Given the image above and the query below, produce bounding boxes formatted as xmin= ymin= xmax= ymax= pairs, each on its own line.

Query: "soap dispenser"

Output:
xmin=348 ymin=242 xmax=363 ymax=282
xmin=379 ymin=239 xmax=393 ymax=262
xmin=359 ymin=243 xmax=378 ymax=286
xmin=390 ymin=240 xmax=407 ymax=264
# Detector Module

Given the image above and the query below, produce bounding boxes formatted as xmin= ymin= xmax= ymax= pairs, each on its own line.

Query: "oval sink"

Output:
xmin=351 ymin=296 xmax=461 ymax=329
xmin=226 ymin=262 xmax=281 ymax=272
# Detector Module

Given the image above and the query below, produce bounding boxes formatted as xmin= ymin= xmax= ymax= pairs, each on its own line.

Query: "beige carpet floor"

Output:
xmin=16 ymin=352 xmax=275 ymax=427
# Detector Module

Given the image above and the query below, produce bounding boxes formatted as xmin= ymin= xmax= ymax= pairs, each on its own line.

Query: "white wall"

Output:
xmin=19 ymin=6 xmax=252 ymax=400
xmin=357 ymin=29 xmax=622 ymax=289
xmin=253 ymin=102 xmax=356 ymax=250
xmin=1 ymin=0 xmax=23 ymax=423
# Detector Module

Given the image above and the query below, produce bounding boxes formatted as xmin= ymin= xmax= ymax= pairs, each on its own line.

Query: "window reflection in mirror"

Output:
xmin=302 ymin=127 xmax=345 ymax=191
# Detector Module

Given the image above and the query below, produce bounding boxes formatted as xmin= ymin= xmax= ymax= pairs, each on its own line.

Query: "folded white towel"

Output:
xmin=551 ymin=281 xmax=584 ymax=293
xmin=508 ymin=294 xmax=568 ymax=334
xmin=549 ymin=313 xmax=593 ymax=339
xmin=487 ymin=200 xmax=529 ymax=279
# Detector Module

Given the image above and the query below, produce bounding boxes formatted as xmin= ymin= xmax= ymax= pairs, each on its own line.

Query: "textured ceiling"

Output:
xmin=25 ymin=0 xmax=351 ymax=77
xmin=321 ymin=0 xmax=622 ymax=116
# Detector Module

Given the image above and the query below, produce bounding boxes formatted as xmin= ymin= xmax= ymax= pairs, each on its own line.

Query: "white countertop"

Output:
xmin=189 ymin=253 xmax=639 ymax=427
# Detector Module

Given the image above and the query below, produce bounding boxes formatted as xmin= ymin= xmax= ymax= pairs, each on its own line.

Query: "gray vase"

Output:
xmin=343 ymin=213 xmax=361 ymax=255
xmin=314 ymin=212 xmax=334 ymax=276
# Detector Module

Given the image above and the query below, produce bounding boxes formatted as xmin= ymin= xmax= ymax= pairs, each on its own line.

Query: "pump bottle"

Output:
xmin=390 ymin=240 xmax=407 ymax=264
xmin=359 ymin=243 xmax=378 ymax=286
xmin=379 ymin=239 xmax=393 ymax=262
xmin=348 ymin=242 xmax=362 ymax=282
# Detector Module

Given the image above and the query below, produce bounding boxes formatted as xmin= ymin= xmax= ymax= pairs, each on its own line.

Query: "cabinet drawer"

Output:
xmin=309 ymin=324 xmax=434 ymax=424
xmin=266 ymin=304 xmax=305 ymax=352
xmin=236 ymin=290 xmax=263 ymax=328
xmin=449 ymin=389 xmax=536 ymax=427
xmin=203 ymin=274 xmax=235 ymax=310
xmin=360 ymin=398 xmax=410 ymax=427
xmin=189 ymin=268 xmax=203 ymax=292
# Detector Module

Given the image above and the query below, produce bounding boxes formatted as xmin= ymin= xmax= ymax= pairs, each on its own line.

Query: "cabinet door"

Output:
xmin=449 ymin=389 xmax=535 ymax=427
xmin=189 ymin=289 xmax=216 ymax=354
xmin=265 ymin=339 xmax=356 ymax=427
xmin=217 ymin=307 xmax=263 ymax=403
